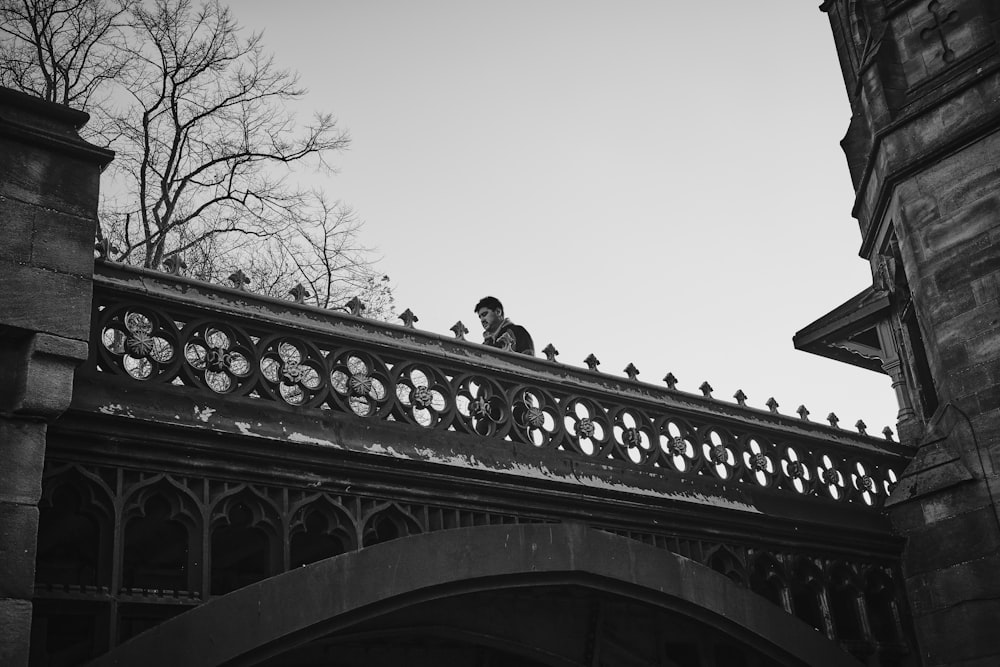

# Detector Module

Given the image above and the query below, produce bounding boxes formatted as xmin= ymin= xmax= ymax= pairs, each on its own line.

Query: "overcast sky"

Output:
xmin=234 ymin=1 xmax=900 ymax=434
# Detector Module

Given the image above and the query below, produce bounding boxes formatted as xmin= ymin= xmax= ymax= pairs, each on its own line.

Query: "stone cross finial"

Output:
xmin=94 ymin=238 xmax=119 ymax=260
xmin=733 ymin=389 xmax=747 ymax=406
xmin=344 ymin=296 xmax=365 ymax=316
xmin=797 ymin=405 xmax=810 ymax=421
xmin=163 ymin=255 xmax=186 ymax=275
xmin=882 ymin=426 xmax=894 ymax=441
xmin=765 ymin=397 xmax=779 ymax=413
xmin=699 ymin=382 xmax=713 ymax=398
xmin=542 ymin=344 xmax=559 ymax=362
xmin=450 ymin=321 xmax=468 ymax=340
xmin=827 ymin=412 xmax=840 ymax=428
xmin=624 ymin=363 xmax=640 ymax=380
xmin=855 ymin=419 xmax=868 ymax=436
xmin=584 ymin=354 xmax=600 ymax=371
xmin=399 ymin=309 xmax=418 ymax=328
xmin=663 ymin=373 xmax=678 ymax=390
xmin=228 ymin=270 xmax=251 ymax=291
xmin=289 ymin=283 xmax=310 ymax=304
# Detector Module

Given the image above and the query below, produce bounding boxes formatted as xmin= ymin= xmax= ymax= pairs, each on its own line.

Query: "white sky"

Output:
xmin=234 ymin=0 xmax=900 ymax=434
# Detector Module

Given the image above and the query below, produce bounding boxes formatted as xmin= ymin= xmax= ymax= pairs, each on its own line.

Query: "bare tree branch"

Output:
xmin=3 ymin=0 xmax=393 ymax=319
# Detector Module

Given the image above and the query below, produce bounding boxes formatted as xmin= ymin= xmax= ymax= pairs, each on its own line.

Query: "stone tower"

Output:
xmin=799 ymin=1 xmax=1000 ymax=665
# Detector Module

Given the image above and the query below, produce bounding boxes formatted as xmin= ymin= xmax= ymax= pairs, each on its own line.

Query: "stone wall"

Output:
xmin=821 ymin=1 xmax=1000 ymax=664
xmin=0 ymin=87 xmax=112 ymax=666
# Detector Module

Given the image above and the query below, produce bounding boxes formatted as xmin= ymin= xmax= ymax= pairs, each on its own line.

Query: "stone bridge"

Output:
xmin=1 ymin=85 xmax=919 ymax=667
xmin=28 ymin=260 xmax=915 ymax=666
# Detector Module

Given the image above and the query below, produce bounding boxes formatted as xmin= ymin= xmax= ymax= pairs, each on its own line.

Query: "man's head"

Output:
xmin=474 ymin=296 xmax=504 ymax=332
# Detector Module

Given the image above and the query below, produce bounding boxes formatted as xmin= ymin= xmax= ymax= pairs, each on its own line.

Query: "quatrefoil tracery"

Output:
xmin=455 ymin=375 xmax=508 ymax=438
xmin=329 ymin=352 xmax=391 ymax=418
xmin=100 ymin=307 xmax=177 ymax=380
xmin=511 ymin=388 xmax=558 ymax=447
xmin=562 ymin=398 xmax=609 ymax=457
xmin=394 ymin=363 xmax=449 ymax=428
xmin=259 ymin=337 xmax=325 ymax=406
xmin=183 ymin=323 xmax=254 ymax=394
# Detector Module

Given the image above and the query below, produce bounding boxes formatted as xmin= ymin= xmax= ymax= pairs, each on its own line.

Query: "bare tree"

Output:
xmin=0 ymin=0 xmax=133 ymax=110
xmin=104 ymin=0 xmax=350 ymax=270
xmin=1 ymin=0 xmax=394 ymax=318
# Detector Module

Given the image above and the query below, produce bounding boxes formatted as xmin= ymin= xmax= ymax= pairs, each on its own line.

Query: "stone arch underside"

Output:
xmin=91 ymin=524 xmax=862 ymax=667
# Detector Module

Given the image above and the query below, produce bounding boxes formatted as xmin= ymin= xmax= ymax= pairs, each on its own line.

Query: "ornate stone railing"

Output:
xmin=84 ymin=261 xmax=910 ymax=511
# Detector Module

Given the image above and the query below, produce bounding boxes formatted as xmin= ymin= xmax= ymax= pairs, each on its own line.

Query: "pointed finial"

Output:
xmin=94 ymin=239 xmax=119 ymax=260
xmin=584 ymin=354 xmax=600 ymax=371
xmin=765 ymin=397 xmax=779 ymax=413
xmin=733 ymin=389 xmax=747 ymax=406
xmin=542 ymin=343 xmax=559 ymax=362
xmin=451 ymin=321 xmax=469 ymax=340
xmin=882 ymin=426 xmax=894 ymax=441
xmin=228 ymin=270 xmax=251 ymax=290
xmin=797 ymin=405 xmax=810 ymax=421
xmin=289 ymin=283 xmax=310 ymax=304
xmin=855 ymin=419 xmax=868 ymax=436
xmin=827 ymin=412 xmax=840 ymax=428
xmin=344 ymin=296 xmax=365 ymax=316
xmin=663 ymin=372 xmax=678 ymax=390
xmin=699 ymin=381 xmax=713 ymax=398
xmin=624 ymin=363 xmax=640 ymax=380
xmin=399 ymin=309 xmax=419 ymax=328
xmin=163 ymin=254 xmax=186 ymax=275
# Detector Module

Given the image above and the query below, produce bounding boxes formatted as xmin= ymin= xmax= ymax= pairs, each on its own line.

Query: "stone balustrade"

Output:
xmin=84 ymin=260 xmax=910 ymax=513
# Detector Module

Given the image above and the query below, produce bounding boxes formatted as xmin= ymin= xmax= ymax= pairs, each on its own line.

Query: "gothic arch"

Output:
xmin=705 ymin=544 xmax=748 ymax=587
xmin=360 ymin=501 xmax=421 ymax=547
xmin=288 ymin=495 xmax=356 ymax=567
xmin=209 ymin=486 xmax=282 ymax=596
xmin=92 ymin=524 xmax=864 ymax=667
xmin=36 ymin=466 xmax=114 ymax=588
xmin=121 ymin=476 xmax=201 ymax=593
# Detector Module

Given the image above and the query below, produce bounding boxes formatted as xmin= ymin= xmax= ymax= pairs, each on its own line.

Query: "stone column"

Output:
xmin=0 ymin=87 xmax=112 ymax=666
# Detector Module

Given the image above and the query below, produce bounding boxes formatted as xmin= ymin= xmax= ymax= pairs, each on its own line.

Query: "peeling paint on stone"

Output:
xmin=573 ymin=473 xmax=761 ymax=513
xmin=193 ymin=406 xmax=216 ymax=423
xmin=357 ymin=441 xmax=761 ymax=512
xmin=287 ymin=432 xmax=338 ymax=447
xmin=98 ymin=403 xmax=134 ymax=417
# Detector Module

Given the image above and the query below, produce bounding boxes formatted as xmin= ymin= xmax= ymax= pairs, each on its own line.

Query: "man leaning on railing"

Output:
xmin=474 ymin=296 xmax=534 ymax=356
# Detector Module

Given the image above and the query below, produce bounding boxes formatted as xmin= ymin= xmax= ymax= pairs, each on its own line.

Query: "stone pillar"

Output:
xmin=0 ymin=87 xmax=112 ymax=666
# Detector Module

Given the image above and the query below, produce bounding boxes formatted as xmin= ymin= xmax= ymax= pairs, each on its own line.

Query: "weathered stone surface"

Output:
xmin=0 ymin=332 xmax=89 ymax=418
xmin=29 ymin=208 xmax=97 ymax=277
xmin=0 ymin=504 xmax=39 ymax=598
xmin=0 ymin=421 xmax=46 ymax=505
xmin=0 ymin=137 xmax=103 ymax=219
xmin=914 ymin=599 xmax=1000 ymax=666
xmin=888 ymin=476 xmax=992 ymax=532
xmin=0 ymin=196 xmax=34 ymax=264
xmin=906 ymin=553 xmax=1000 ymax=616
xmin=901 ymin=504 xmax=1000 ymax=577
xmin=0 ymin=600 xmax=32 ymax=667
xmin=0 ymin=262 xmax=93 ymax=342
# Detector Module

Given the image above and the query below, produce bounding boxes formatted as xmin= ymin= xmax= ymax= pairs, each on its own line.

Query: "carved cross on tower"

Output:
xmin=921 ymin=0 xmax=959 ymax=63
